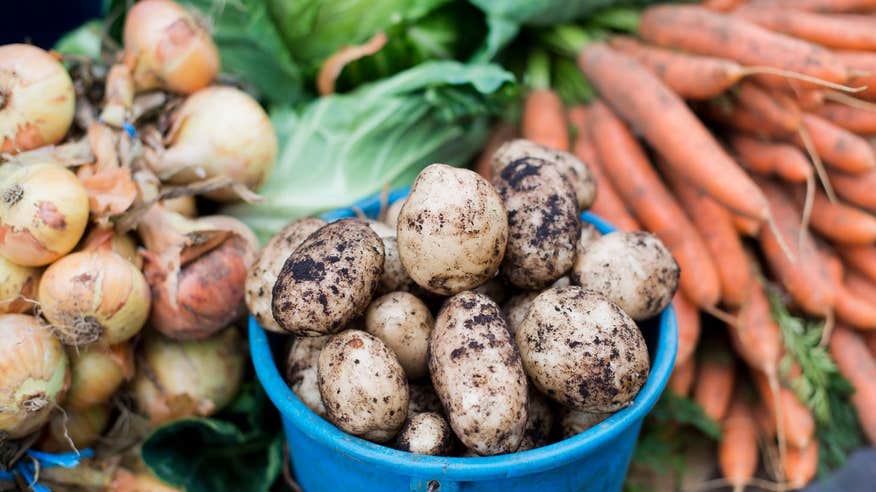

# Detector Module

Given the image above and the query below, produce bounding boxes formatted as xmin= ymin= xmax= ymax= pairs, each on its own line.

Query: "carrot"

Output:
xmin=732 ymin=213 xmax=762 ymax=237
xmin=735 ymin=81 xmax=801 ymax=136
xmin=588 ymin=100 xmax=722 ymax=308
xmin=639 ymin=5 xmax=849 ymax=87
xmin=703 ymin=0 xmax=747 ymax=11
xmin=754 ymin=402 xmax=777 ymax=439
xmin=579 ymin=43 xmax=771 ymax=221
xmin=828 ymin=167 xmax=876 ymax=212
xmin=522 ymin=88 xmax=569 ymax=151
xmin=783 ymin=442 xmax=819 ymax=489
xmin=792 ymin=188 xmax=876 ymax=244
xmin=661 ymin=164 xmax=753 ymax=307
xmin=748 ymin=0 xmax=876 ymax=13
xmin=607 ymin=35 xmax=744 ymax=100
xmin=845 ymin=270 xmax=876 ymax=306
xmin=474 ymin=122 xmax=516 ymax=180
xmin=729 ymin=134 xmax=812 ymax=183
xmin=866 ymin=332 xmax=876 ymax=358
xmin=791 ymin=113 xmax=876 ymax=174
xmin=789 ymin=88 xmax=826 ymax=111
xmin=675 ymin=292 xmax=702 ymax=367
xmin=702 ymin=98 xmax=791 ymax=139
xmin=830 ymin=325 xmax=876 ymax=443
xmin=567 ymin=105 xmax=640 ymax=231
xmin=815 ymin=102 xmax=876 ymax=134
xmin=719 ymin=395 xmax=759 ymax=492
xmin=835 ymin=50 xmax=876 ymax=102
xmin=694 ymin=344 xmax=736 ymax=422
xmin=837 ymin=244 xmax=876 ymax=283
xmin=729 ymin=279 xmax=783 ymax=375
xmin=836 ymin=282 xmax=876 ymax=330
xmin=735 ymin=6 xmax=876 ymax=51
xmin=752 ymin=370 xmax=817 ymax=450
xmin=669 ymin=357 xmax=696 ymax=396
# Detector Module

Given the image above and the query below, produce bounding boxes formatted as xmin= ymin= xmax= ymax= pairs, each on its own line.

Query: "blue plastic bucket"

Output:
xmin=250 ymin=188 xmax=678 ymax=492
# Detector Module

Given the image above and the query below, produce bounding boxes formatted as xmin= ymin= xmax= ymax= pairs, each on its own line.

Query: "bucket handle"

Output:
xmin=410 ymin=478 xmax=460 ymax=492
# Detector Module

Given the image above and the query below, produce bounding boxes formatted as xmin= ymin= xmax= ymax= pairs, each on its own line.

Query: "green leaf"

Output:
xmin=54 ymin=20 xmax=104 ymax=59
xmin=226 ymin=60 xmax=515 ymax=242
xmin=649 ymin=392 xmax=722 ymax=440
xmin=142 ymin=383 xmax=284 ymax=492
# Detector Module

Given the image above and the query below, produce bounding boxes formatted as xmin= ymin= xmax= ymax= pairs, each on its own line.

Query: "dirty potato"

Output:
xmin=318 ymin=330 xmax=408 ymax=442
xmin=561 ymin=409 xmax=610 ymax=438
xmin=246 ymin=218 xmax=325 ymax=333
xmin=365 ymin=292 xmax=433 ymax=380
xmin=397 ymin=165 xmax=508 ymax=295
xmin=394 ymin=412 xmax=455 ymax=456
xmin=272 ymin=219 xmax=384 ymax=336
xmin=384 ymin=198 xmax=406 ymax=230
xmin=472 ymin=277 xmax=510 ymax=305
xmin=429 ymin=291 xmax=528 ymax=455
xmin=577 ymin=222 xmax=602 ymax=256
xmin=378 ymin=236 xmax=415 ymax=293
xmin=491 ymin=139 xmax=596 ymax=210
xmin=517 ymin=389 xmax=556 ymax=451
xmin=572 ymin=231 xmax=679 ymax=321
xmin=502 ymin=291 xmax=539 ymax=336
xmin=408 ymin=383 xmax=443 ymax=415
xmin=285 ymin=335 xmax=329 ymax=416
xmin=516 ymin=286 xmax=649 ymax=413
xmin=493 ymin=158 xmax=580 ymax=290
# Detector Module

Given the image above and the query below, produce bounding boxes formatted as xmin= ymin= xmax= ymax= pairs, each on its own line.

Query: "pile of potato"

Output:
xmin=246 ymin=139 xmax=680 ymax=456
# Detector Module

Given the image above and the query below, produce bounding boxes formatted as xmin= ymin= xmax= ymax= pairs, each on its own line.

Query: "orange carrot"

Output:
xmin=835 ymin=50 xmax=876 ymax=102
xmin=789 ymin=88 xmax=826 ymax=111
xmin=522 ymin=88 xmax=569 ymax=151
xmin=792 ymin=188 xmax=876 ymax=244
xmin=758 ymin=178 xmax=836 ymax=316
xmin=579 ymin=43 xmax=770 ymax=221
xmin=567 ymin=105 xmax=640 ymax=231
xmin=829 ymin=168 xmax=876 ymax=212
xmin=703 ymin=0 xmax=747 ymax=11
xmin=669 ymin=357 xmax=696 ymax=396
xmin=732 ymin=213 xmax=763 ymax=237
xmin=719 ymin=395 xmax=759 ymax=492
xmin=754 ymin=402 xmax=777 ymax=439
xmin=845 ymin=270 xmax=876 ymax=306
xmin=830 ymin=325 xmax=876 ymax=443
xmin=815 ymin=102 xmax=876 ymax=134
xmin=866 ymin=332 xmax=876 ymax=358
xmin=474 ymin=122 xmax=517 ymax=180
xmin=702 ymin=98 xmax=793 ymax=139
xmin=588 ymin=100 xmax=722 ymax=308
xmin=639 ymin=5 xmax=848 ymax=87
xmin=753 ymin=370 xmax=817 ymax=450
xmin=749 ymin=0 xmax=876 ymax=14
xmin=675 ymin=292 xmax=702 ymax=366
xmin=783 ymin=442 xmax=819 ymax=489
xmin=836 ymin=282 xmax=876 ymax=330
xmin=735 ymin=81 xmax=801 ymax=136
xmin=791 ymin=113 xmax=876 ymax=174
xmin=837 ymin=244 xmax=876 ymax=283
xmin=662 ymin=165 xmax=753 ymax=307
xmin=694 ymin=344 xmax=736 ymax=422
xmin=729 ymin=134 xmax=812 ymax=183
xmin=735 ymin=6 xmax=876 ymax=51
xmin=729 ymin=279 xmax=783 ymax=375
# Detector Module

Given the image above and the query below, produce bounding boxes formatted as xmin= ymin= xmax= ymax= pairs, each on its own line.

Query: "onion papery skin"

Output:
xmin=0 ymin=44 xmax=75 ymax=154
xmin=156 ymin=86 xmax=277 ymax=202
xmin=65 ymin=344 xmax=132 ymax=410
xmin=39 ymin=251 xmax=151 ymax=346
xmin=132 ymin=327 xmax=244 ymax=426
xmin=79 ymin=228 xmax=142 ymax=269
xmin=39 ymin=404 xmax=111 ymax=452
xmin=0 ymin=254 xmax=40 ymax=314
xmin=0 ymin=314 xmax=69 ymax=439
xmin=123 ymin=0 xmax=219 ymax=94
xmin=0 ymin=163 xmax=89 ymax=266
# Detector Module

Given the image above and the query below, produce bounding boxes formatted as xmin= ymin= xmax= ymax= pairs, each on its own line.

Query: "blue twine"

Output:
xmin=122 ymin=122 xmax=137 ymax=138
xmin=0 ymin=449 xmax=93 ymax=491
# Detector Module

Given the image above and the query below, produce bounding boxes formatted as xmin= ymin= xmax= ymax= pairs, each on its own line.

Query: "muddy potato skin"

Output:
xmin=394 ymin=412 xmax=454 ymax=456
xmin=502 ymin=291 xmax=539 ymax=336
xmin=494 ymin=158 xmax=580 ymax=290
xmin=318 ymin=330 xmax=408 ymax=442
xmin=491 ymin=139 xmax=596 ymax=210
xmin=272 ymin=219 xmax=384 ymax=336
xmin=517 ymin=389 xmax=556 ymax=451
xmin=572 ymin=231 xmax=679 ymax=321
xmin=472 ymin=277 xmax=510 ymax=305
xmin=285 ymin=336 xmax=328 ymax=416
xmin=247 ymin=218 xmax=326 ymax=333
xmin=429 ymin=291 xmax=528 ymax=455
xmin=365 ymin=292 xmax=433 ymax=380
xmin=577 ymin=223 xmax=602 ymax=256
xmin=384 ymin=198 xmax=406 ymax=229
xmin=378 ymin=236 xmax=415 ymax=294
xmin=516 ymin=286 xmax=649 ymax=412
xmin=561 ymin=409 xmax=610 ymax=439
xmin=408 ymin=383 xmax=443 ymax=415
xmin=397 ymin=164 xmax=508 ymax=295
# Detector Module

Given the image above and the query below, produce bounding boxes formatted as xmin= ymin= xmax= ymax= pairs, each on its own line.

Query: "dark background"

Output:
xmin=1 ymin=1 xmax=103 ymax=48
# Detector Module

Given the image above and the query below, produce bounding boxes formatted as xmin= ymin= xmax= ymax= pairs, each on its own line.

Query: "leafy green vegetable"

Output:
xmin=54 ymin=20 xmax=104 ymax=59
xmin=142 ymin=383 xmax=284 ymax=492
xmin=227 ymin=60 xmax=514 ymax=242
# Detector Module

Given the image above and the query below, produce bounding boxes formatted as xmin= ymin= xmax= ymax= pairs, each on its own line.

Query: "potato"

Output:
xmin=394 ymin=412 xmax=455 ymax=456
xmin=366 ymin=220 xmax=395 ymax=238
xmin=472 ymin=277 xmax=510 ymax=305
xmin=365 ymin=292 xmax=433 ymax=380
xmin=285 ymin=336 xmax=328 ymax=416
xmin=493 ymin=158 xmax=580 ymax=289
xmin=378 ymin=236 xmax=415 ymax=293
xmin=516 ymin=286 xmax=649 ymax=412
xmin=577 ymin=222 xmax=602 ymax=256
xmin=517 ymin=389 xmax=556 ymax=451
xmin=246 ymin=218 xmax=325 ymax=333
xmin=408 ymin=383 xmax=443 ymax=415
xmin=384 ymin=198 xmax=406 ymax=229
xmin=561 ymin=409 xmax=610 ymax=439
xmin=491 ymin=139 xmax=596 ymax=210
xmin=572 ymin=231 xmax=679 ymax=321
xmin=397 ymin=164 xmax=508 ymax=295
xmin=502 ymin=291 xmax=539 ymax=336
xmin=429 ymin=291 xmax=528 ymax=455
xmin=318 ymin=330 xmax=408 ymax=442
xmin=272 ymin=219 xmax=384 ymax=336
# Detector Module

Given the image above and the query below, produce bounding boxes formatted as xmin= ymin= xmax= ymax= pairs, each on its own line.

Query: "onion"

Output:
xmin=39 ymin=251 xmax=151 ymax=346
xmin=123 ymin=0 xmax=219 ymax=94
xmin=0 ymin=44 xmax=75 ymax=154
xmin=0 ymin=314 xmax=69 ymax=439
xmin=112 ymin=468 xmax=182 ymax=492
xmin=79 ymin=228 xmax=142 ymax=268
xmin=38 ymin=404 xmax=111 ymax=452
xmin=151 ymin=86 xmax=277 ymax=202
xmin=131 ymin=327 xmax=244 ymax=426
xmin=0 ymin=162 xmax=89 ymax=266
xmin=65 ymin=344 xmax=134 ymax=410
xmin=0 ymin=254 xmax=40 ymax=314
xmin=160 ymin=195 xmax=197 ymax=217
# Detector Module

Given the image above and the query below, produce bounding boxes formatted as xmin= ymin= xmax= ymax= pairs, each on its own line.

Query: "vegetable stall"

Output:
xmin=1 ymin=0 xmax=876 ymax=490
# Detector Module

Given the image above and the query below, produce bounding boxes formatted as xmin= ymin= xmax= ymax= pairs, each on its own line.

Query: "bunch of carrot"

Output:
xmin=479 ymin=1 xmax=876 ymax=488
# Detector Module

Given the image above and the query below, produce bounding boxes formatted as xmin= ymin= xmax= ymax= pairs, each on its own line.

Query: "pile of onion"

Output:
xmin=38 ymin=404 xmax=111 ymax=452
xmin=0 ymin=254 xmax=40 ymax=314
xmin=65 ymin=343 xmax=134 ymax=409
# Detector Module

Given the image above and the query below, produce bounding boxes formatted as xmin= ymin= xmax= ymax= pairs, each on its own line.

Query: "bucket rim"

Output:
xmin=249 ymin=187 xmax=679 ymax=480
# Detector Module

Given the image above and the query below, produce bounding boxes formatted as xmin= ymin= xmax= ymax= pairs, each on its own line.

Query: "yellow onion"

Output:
xmin=79 ymin=228 xmax=142 ymax=269
xmin=112 ymin=468 xmax=182 ymax=492
xmin=123 ymin=0 xmax=219 ymax=94
xmin=132 ymin=327 xmax=244 ymax=426
xmin=0 ymin=314 xmax=69 ymax=439
xmin=38 ymin=404 xmax=111 ymax=452
xmin=0 ymin=254 xmax=40 ymax=314
xmin=39 ymin=251 xmax=151 ymax=346
xmin=160 ymin=195 xmax=197 ymax=217
xmin=65 ymin=344 xmax=134 ymax=410
xmin=0 ymin=162 xmax=89 ymax=266
xmin=0 ymin=44 xmax=75 ymax=154
xmin=152 ymin=86 xmax=277 ymax=202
